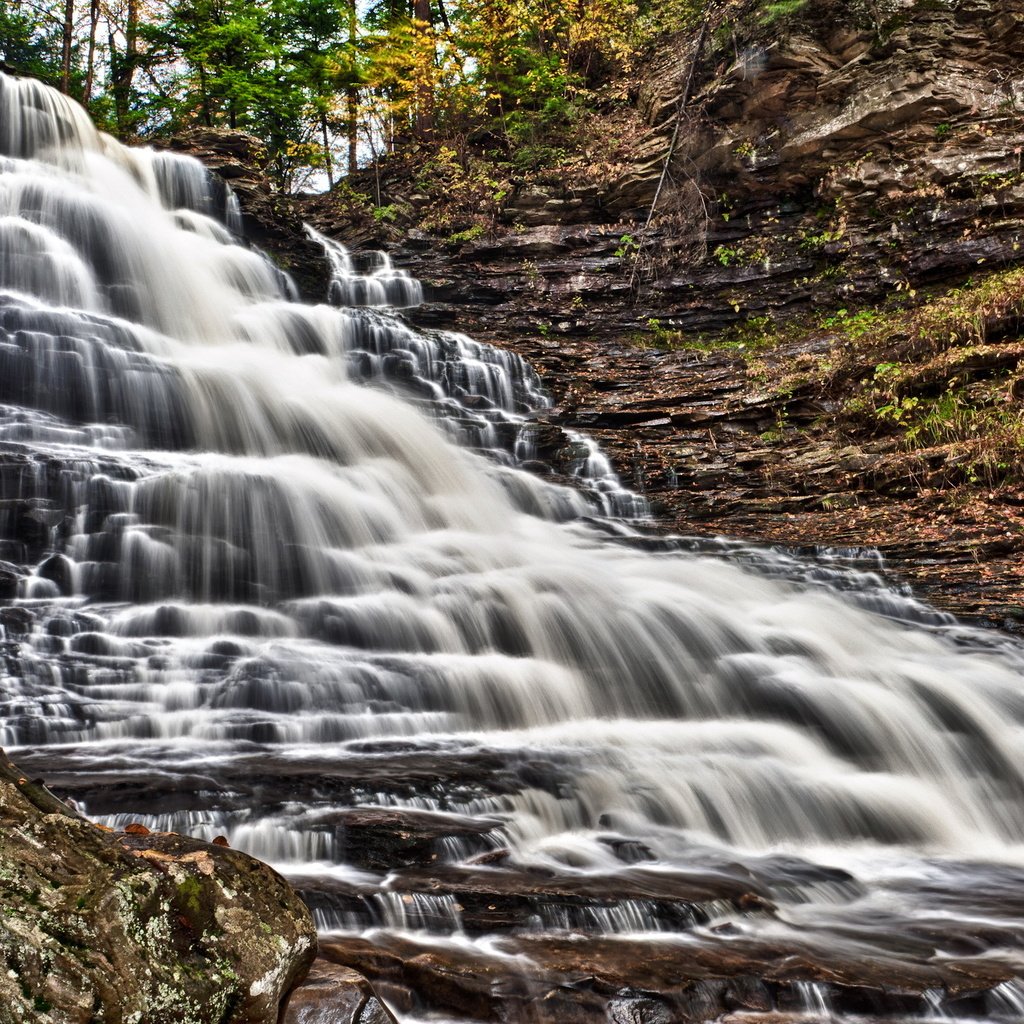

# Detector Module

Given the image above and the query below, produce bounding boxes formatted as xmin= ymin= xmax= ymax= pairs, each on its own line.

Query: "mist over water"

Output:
xmin=3 ymin=72 xmax=1024 ymax=1021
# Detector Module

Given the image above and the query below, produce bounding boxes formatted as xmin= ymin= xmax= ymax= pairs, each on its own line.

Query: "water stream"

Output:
xmin=2 ymin=73 xmax=1024 ymax=1022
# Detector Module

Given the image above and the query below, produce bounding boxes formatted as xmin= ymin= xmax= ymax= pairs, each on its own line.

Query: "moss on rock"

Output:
xmin=0 ymin=749 xmax=316 ymax=1024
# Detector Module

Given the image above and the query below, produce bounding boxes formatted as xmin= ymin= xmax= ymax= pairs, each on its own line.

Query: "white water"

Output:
xmin=2 ymin=72 xmax=1024 ymax=1020
xmin=308 ymin=224 xmax=423 ymax=309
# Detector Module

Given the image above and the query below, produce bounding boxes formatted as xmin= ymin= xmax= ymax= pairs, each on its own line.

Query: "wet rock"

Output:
xmin=0 ymin=605 xmax=33 ymax=635
xmin=0 ymin=747 xmax=317 ymax=1023
xmin=320 ymin=928 xmax=1016 ymax=1024
xmin=297 ymin=859 xmax=775 ymax=939
xmin=281 ymin=961 xmax=397 ymax=1024
xmin=383 ymin=861 xmax=775 ymax=927
xmin=0 ymin=559 xmax=21 ymax=599
xmin=37 ymin=552 xmax=73 ymax=595
xmin=332 ymin=806 xmax=504 ymax=871
xmin=318 ymin=937 xmax=538 ymax=1022
xmin=608 ymin=997 xmax=676 ymax=1024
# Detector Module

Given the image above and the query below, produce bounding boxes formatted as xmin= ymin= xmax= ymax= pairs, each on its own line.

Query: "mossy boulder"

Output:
xmin=0 ymin=749 xmax=316 ymax=1023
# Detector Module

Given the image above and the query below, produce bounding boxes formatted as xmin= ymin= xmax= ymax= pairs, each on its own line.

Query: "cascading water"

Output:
xmin=3 ymin=72 xmax=1024 ymax=1022
xmin=308 ymin=225 xmax=423 ymax=309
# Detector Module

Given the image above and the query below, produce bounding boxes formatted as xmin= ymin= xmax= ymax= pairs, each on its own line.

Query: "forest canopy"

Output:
xmin=0 ymin=0 xmax=712 ymax=189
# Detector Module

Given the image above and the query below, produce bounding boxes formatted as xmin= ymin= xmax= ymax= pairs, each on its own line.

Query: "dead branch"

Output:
xmin=628 ymin=14 xmax=712 ymax=295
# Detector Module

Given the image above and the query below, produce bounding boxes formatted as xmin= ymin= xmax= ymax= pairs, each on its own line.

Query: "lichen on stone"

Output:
xmin=0 ymin=749 xmax=317 ymax=1024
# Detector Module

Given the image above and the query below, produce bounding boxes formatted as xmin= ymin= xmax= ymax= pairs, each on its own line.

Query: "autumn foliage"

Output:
xmin=0 ymin=0 xmax=705 ymax=188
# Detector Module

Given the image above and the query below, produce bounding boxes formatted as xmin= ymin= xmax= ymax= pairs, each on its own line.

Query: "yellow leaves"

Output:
xmin=364 ymin=18 xmax=445 ymax=91
xmin=134 ymin=848 xmax=176 ymax=863
xmin=458 ymin=0 xmax=638 ymax=67
xmin=359 ymin=0 xmax=642 ymax=144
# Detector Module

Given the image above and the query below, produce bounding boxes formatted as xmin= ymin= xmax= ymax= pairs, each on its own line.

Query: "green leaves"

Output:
xmin=0 ymin=2 xmax=85 ymax=94
xmin=139 ymin=0 xmax=360 ymax=186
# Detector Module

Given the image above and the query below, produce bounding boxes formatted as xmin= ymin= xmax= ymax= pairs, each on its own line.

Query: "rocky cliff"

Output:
xmin=304 ymin=1 xmax=1021 ymax=329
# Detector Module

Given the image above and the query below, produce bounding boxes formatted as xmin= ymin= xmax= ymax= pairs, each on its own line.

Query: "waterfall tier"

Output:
xmin=2 ymin=71 xmax=1024 ymax=1022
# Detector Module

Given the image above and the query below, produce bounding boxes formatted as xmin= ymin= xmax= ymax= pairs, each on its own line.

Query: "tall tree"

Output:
xmin=60 ymin=0 xmax=75 ymax=92
xmin=108 ymin=0 xmax=141 ymax=134
xmin=347 ymin=0 xmax=358 ymax=173
xmin=83 ymin=0 xmax=100 ymax=103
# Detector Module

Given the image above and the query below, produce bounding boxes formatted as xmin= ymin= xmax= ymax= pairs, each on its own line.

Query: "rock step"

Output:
xmin=318 ymin=932 xmax=1018 ymax=1024
xmin=281 ymin=960 xmax=398 ymax=1024
xmin=294 ymin=860 xmax=777 ymax=937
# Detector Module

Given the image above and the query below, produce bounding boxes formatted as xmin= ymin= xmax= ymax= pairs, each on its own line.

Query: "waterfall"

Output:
xmin=2 ymin=72 xmax=1024 ymax=1022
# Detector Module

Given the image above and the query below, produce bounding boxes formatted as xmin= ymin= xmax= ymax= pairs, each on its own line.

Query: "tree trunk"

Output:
xmin=110 ymin=0 xmax=139 ymax=133
xmin=60 ymin=0 xmax=74 ymax=94
xmin=83 ymin=0 xmax=99 ymax=104
xmin=347 ymin=0 xmax=358 ymax=174
xmin=321 ymin=112 xmax=334 ymax=187
xmin=197 ymin=64 xmax=212 ymax=127
xmin=347 ymin=90 xmax=358 ymax=173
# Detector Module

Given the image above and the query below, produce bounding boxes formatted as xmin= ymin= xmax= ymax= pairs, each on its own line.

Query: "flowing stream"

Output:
xmin=3 ymin=73 xmax=1024 ymax=1022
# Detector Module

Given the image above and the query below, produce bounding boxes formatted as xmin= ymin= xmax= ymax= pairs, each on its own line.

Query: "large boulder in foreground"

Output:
xmin=0 ymin=749 xmax=316 ymax=1023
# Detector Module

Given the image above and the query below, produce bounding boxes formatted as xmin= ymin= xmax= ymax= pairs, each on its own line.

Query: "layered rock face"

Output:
xmin=0 ymin=749 xmax=316 ymax=1023
xmin=678 ymin=0 xmax=1024 ymax=315
xmin=350 ymin=0 xmax=1024 ymax=340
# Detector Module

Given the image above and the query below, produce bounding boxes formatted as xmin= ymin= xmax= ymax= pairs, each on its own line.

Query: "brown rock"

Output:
xmin=281 ymin=960 xmax=398 ymax=1024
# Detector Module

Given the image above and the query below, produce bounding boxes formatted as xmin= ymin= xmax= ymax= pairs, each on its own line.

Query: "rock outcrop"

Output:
xmin=158 ymin=129 xmax=327 ymax=301
xmin=0 ymin=748 xmax=317 ymax=1023
xmin=316 ymin=0 xmax=1023 ymax=343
